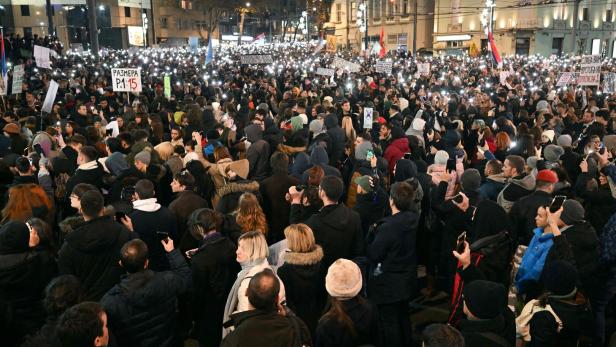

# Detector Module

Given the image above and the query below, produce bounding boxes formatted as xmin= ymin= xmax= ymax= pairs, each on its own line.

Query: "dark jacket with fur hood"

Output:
xmin=214 ymin=180 xmax=261 ymax=215
xmin=277 ymin=245 xmax=325 ymax=337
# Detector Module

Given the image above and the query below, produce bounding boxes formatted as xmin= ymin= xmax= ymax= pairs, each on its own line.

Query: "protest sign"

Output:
xmin=604 ymin=73 xmax=616 ymax=94
xmin=578 ymin=55 xmax=601 ymax=86
xmin=417 ymin=63 xmax=430 ymax=75
xmin=363 ymin=107 xmax=374 ymax=129
xmin=316 ymin=67 xmax=335 ymax=77
xmin=332 ymin=57 xmax=360 ymax=73
xmin=240 ymin=55 xmax=273 ymax=65
xmin=556 ymin=72 xmax=575 ymax=87
xmin=42 ymin=80 xmax=59 ymax=113
xmin=111 ymin=68 xmax=142 ymax=92
xmin=376 ymin=61 xmax=393 ymax=74
xmin=499 ymin=71 xmax=510 ymax=85
xmin=11 ymin=65 xmax=24 ymax=95
xmin=164 ymin=75 xmax=171 ymax=99
xmin=34 ymin=45 xmax=51 ymax=69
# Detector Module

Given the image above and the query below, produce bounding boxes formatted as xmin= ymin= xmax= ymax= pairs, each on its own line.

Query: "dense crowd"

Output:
xmin=1 ymin=39 xmax=616 ymax=347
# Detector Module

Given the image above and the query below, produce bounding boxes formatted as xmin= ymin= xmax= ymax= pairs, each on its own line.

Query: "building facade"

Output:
xmin=324 ymin=0 xmax=434 ymax=52
xmin=433 ymin=0 xmax=616 ymax=57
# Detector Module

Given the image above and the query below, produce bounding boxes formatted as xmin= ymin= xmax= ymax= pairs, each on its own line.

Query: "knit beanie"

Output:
xmin=560 ymin=199 xmax=585 ymax=225
xmin=542 ymin=130 xmax=555 ymax=143
xmin=536 ymin=100 xmax=549 ymax=112
xmin=391 ymin=127 xmax=405 ymax=140
xmin=0 ymin=221 xmax=30 ymax=255
xmin=309 ymin=119 xmax=325 ymax=136
xmin=353 ymin=175 xmax=374 ymax=193
xmin=325 ymin=259 xmax=363 ymax=300
xmin=134 ymin=150 xmax=151 ymax=165
xmin=461 ymin=169 xmax=481 ymax=192
xmin=355 ymin=141 xmax=374 ymax=161
xmin=543 ymin=144 xmax=564 ymax=162
xmin=556 ymin=134 xmax=572 ymax=147
xmin=463 ymin=280 xmax=506 ymax=319
xmin=434 ymin=150 xmax=449 ymax=166
xmin=543 ymin=260 xmax=578 ymax=297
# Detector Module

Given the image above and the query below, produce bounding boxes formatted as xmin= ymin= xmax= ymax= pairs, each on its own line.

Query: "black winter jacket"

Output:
xmin=221 ymin=309 xmax=311 ymax=347
xmin=315 ymin=297 xmax=380 ymax=347
xmin=460 ymin=309 xmax=516 ymax=347
xmin=510 ymin=190 xmax=553 ymax=246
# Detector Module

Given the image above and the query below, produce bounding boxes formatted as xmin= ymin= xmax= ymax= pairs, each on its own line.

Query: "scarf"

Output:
xmin=222 ymin=258 xmax=267 ymax=337
xmin=132 ymin=198 xmax=161 ymax=212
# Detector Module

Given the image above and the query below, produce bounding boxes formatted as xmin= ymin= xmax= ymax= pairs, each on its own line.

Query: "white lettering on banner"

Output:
xmin=417 ymin=63 xmax=430 ymax=75
xmin=316 ymin=67 xmax=335 ymax=77
xmin=363 ymin=107 xmax=374 ymax=129
xmin=331 ymin=57 xmax=360 ymax=73
xmin=11 ymin=65 xmax=25 ymax=95
xmin=375 ymin=61 xmax=393 ymax=74
xmin=578 ymin=55 xmax=601 ymax=86
xmin=556 ymin=72 xmax=575 ymax=87
xmin=111 ymin=68 xmax=142 ymax=92
xmin=604 ymin=73 xmax=616 ymax=94
xmin=34 ymin=45 xmax=52 ymax=69
xmin=240 ymin=55 xmax=273 ymax=65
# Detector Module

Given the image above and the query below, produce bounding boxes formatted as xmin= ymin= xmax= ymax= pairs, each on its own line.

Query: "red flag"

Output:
xmin=379 ymin=26 xmax=386 ymax=58
xmin=488 ymin=32 xmax=502 ymax=67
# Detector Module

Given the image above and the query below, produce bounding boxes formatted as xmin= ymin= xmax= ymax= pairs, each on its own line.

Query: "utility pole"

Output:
xmin=571 ymin=0 xmax=581 ymax=54
xmin=364 ymin=2 xmax=369 ymax=50
xmin=412 ymin=0 xmax=417 ymax=55
xmin=45 ymin=0 xmax=54 ymax=36
xmin=86 ymin=0 xmax=99 ymax=56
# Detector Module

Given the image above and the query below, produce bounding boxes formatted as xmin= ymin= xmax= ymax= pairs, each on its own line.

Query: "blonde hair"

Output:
xmin=284 ymin=224 xmax=316 ymax=253
xmin=154 ymin=141 xmax=174 ymax=161
xmin=238 ymin=231 xmax=269 ymax=261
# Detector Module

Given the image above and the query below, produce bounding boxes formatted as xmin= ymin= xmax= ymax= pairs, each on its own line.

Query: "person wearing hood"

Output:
xmin=58 ymin=190 xmax=134 ymax=301
xmin=479 ymin=159 xmax=507 ymax=201
xmin=345 ymin=140 xmax=383 ymax=209
xmin=301 ymin=146 xmax=341 ymax=185
xmin=215 ymin=160 xmax=261 ymax=215
xmin=353 ymin=175 xmax=390 ymax=236
xmin=101 ymin=238 xmax=191 ymax=347
xmin=384 ymin=127 xmax=410 ymax=174
xmin=63 ymin=146 xmax=106 ymax=218
xmin=557 ymin=135 xmax=581 ymax=184
xmin=324 ymin=114 xmax=346 ymax=167
xmin=308 ymin=118 xmax=331 ymax=154
xmin=497 ymin=155 xmax=536 ymax=213
xmin=0 ymin=221 xmax=57 ymax=346
xmin=393 ymin=159 xmax=424 ymax=214
xmin=244 ymin=123 xmax=271 ymax=182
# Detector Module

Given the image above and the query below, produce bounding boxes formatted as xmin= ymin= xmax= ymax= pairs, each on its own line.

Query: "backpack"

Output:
xmin=600 ymin=212 xmax=616 ymax=265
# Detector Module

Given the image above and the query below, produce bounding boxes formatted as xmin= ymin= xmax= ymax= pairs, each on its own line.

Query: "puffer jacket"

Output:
xmin=497 ymin=173 xmax=536 ymax=213
xmin=384 ymin=137 xmax=410 ymax=174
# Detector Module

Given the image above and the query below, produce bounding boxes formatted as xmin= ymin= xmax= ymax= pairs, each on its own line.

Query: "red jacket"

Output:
xmin=384 ymin=137 xmax=410 ymax=174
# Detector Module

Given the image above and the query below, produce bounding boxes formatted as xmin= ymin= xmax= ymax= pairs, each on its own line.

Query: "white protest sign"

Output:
xmin=556 ymin=72 xmax=575 ymax=87
xmin=375 ymin=61 xmax=393 ymax=74
xmin=105 ymin=120 xmax=120 ymax=138
xmin=240 ymin=55 xmax=273 ymax=65
xmin=34 ymin=45 xmax=52 ymax=69
xmin=417 ymin=63 xmax=430 ymax=75
xmin=603 ymin=73 xmax=616 ymax=94
xmin=111 ymin=68 xmax=142 ymax=92
xmin=499 ymin=71 xmax=510 ymax=85
xmin=332 ymin=57 xmax=360 ymax=73
xmin=316 ymin=67 xmax=335 ymax=77
xmin=578 ymin=55 xmax=601 ymax=86
xmin=11 ymin=65 xmax=24 ymax=95
xmin=363 ymin=107 xmax=374 ymax=129
xmin=42 ymin=80 xmax=59 ymax=113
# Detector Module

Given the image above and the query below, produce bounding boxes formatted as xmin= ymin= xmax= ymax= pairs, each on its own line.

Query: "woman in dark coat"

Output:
xmin=0 ymin=221 xmax=57 ymax=346
xmin=276 ymin=224 xmax=325 ymax=338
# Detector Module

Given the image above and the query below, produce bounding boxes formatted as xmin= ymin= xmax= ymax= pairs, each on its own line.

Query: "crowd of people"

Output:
xmin=0 ymin=38 xmax=616 ymax=347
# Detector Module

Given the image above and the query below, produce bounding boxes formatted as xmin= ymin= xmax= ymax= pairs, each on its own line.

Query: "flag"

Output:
xmin=379 ymin=26 xmax=386 ymax=58
xmin=250 ymin=33 xmax=265 ymax=44
xmin=0 ymin=27 xmax=7 ymax=96
xmin=205 ymin=38 xmax=213 ymax=65
xmin=488 ymin=32 xmax=502 ymax=68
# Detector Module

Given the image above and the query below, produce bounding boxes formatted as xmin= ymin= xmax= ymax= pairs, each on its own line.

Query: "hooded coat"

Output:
xmin=384 ymin=137 xmax=410 ymax=174
xmin=479 ymin=173 xmax=507 ymax=201
xmin=324 ymin=115 xmax=346 ymax=166
xmin=301 ymin=146 xmax=341 ymax=184
xmin=497 ymin=173 xmax=536 ymax=213
xmin=58 ymin=215 xmax=133 ymax=301
xmin=245 ymin=124 xmax=271 ymax=181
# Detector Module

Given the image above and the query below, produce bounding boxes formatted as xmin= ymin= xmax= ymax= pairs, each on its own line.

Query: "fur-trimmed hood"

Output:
xmin=59 ymin=215 xmax=86 ymax=236
xmin=277 ymin=143 xmax=307 ymax=155
xmin=217 ymin=180 xmax=259 ymax=198
xmin=283 ymin=245 xmax=323 ymax=266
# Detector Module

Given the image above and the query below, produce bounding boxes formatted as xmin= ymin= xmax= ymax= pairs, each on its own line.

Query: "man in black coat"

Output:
xmin=168 ymin=172 xmax=209 ymax=252
xmin=259 ymin=152 xmax=300 ymax=244
xmin=101 ymin=238 xmax=191 ymax=347
xmin=245 ymin=123 xmax=271 ymax=182
xmin=324 ymin=114 xmax=346 ymax=167
xmin=58 ymin=190 xmax=133 ymax=301
xmin=121 ymin=179 xmax=178 ymax=271
xmin=221 ymin=269 xmax=311 ymax=347
xmin=63 ymin=145 xmax=105 ymax=218
xmin=289 ymin=176 xmax=364 ymax=270
xmin=367 ymin=181 xmax=420 ymax=346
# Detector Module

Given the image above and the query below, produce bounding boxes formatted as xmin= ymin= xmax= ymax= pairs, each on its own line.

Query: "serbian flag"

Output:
xmin=379 ymin=26 xmax=386 ymax=58
xmin=0 ymin=27 xmax=6 ymax=96
xmin=488 ymin=32 xmax=502 ymax=68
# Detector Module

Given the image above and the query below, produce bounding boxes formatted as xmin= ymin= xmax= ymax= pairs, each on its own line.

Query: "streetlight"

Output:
xmin=246 ymin=2 xmax=250 ymax=7
xmin=301 ymin=10 xmax=308 ymax=40
xmin=357 ymin=2 xmax=368 ymax=50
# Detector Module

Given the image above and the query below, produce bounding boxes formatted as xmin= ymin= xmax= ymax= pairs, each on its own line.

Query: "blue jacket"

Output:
xmin=515 ymin=228 xmax=554 ymax=293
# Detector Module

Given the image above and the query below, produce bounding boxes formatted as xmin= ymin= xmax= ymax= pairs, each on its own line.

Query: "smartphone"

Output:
xmin=456 ymin=231 xmax=467 ymax=253
xmin=115 ymin=211 xmax=126 ymax=221
xmin=366 ymin=149 xmax=374 ymax=161
xmin=446 ymin=158 xmax=456 ymax=172
xmin=549 ymin=195 xmax=566 ymax=213
xmin=33 ymin=144 xmax=44 ymax=157
xmin=599 ymin=144 xmax=606 ymax=155
xmin=156 ymin=231 xmax=170 ymax=242
xmin=452 ymin=193 xmax=464 ymax=204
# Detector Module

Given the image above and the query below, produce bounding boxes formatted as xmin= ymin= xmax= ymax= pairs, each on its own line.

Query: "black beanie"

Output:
xmin=0 ymin=221 xmax=30 ymax=255
xmin=463 ymin=280 xmax=506 ymax=319
xmin=543 ymin=260 xmax=578 ymax=297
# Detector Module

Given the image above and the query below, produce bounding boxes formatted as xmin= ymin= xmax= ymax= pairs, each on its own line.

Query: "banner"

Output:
xmin=42 ymin=80 xmax=59 ymax=113
xmin=363 ymin=107 xmax=374 ymax=129
xmin=417 ymin=63 xmax=430 ymax=75
xmin=34 ymin=45 xmax=51 ymax=69
xmin=604 ymin=73 xmax=616 ymax=94
xmin=164 ymin=75 xmax=171 ymax=99
xmin=578 ymin=55 xmax=601 ymax=86
xmin=111 ymin=68 xmax=142 ymax=92
xmin=556 ymin=72 xmax=575 ymax=87
xmin=118 ymin=0 xmax=151 ymax=9
xmin=11 ymin=64 xmax=24 ymax=94
xmin=375 ymin=61 xmax=393 ymax=74
xmin=326 ymin=35 xmax=337 ymax=52
xmin=332 ymin=57 xmax=360 ymax=73
xmin=188 ymin=37 xmax=199 ymax=53
xmin=316 ymin=67 xmax=335 ymax=77
xmin=127 ymin=26 xmax=145 ymax=47
xmin=240 ymin=54 xmax=273 ymax=65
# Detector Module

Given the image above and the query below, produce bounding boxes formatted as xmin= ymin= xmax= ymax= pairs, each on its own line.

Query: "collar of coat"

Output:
xmin=133 ymin=198 xmax=161 ymax=212
xmin=283 ymin=245 xmax=323 ymax=266
xmin=218 ymin=180 xmax=259 ymax=198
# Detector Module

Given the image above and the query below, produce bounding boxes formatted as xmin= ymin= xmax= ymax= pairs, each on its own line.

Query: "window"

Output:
xmin=124 ymin=6 xmax=131 ymax=17
xmin=387 ymin=0 xmax=394 ymax=16
xmin=592 ymin=38 xmax=601 ymax=55
xmin=402 ymin=0 xmax=409 ymax=16
xmin=446 ymin=40 xmax=464 ymax=48
xmin=515 ymin=38 xmax=530 ymax=55
xmin=20 ymin=5 xmax=30 ymax=16
xmin=552 ymin=37 xmax=563 ymax=56
xmin=180 ymin=0 xmax=192 ymax=10
xmin=582 ymin=7 xmax=589 ymax=21
xmin=373 ymin=0 xmax=381 ymax=19
xmin=388 ymin=34 xmax=397 ymax=44
xmin=608 ymin=9 xmax=613 ymax=22
xmin=351 ymin=2 xmax=356 ymax=21
xmin=612 ymin=41 xmax=616 ymax=58
xmin=336 ymin=3 xmax=342 ymax=22
xmin=161 ymin=17 xmax=168 ymax=28
xmin=398 ymin=33 xmax=407 ymax=45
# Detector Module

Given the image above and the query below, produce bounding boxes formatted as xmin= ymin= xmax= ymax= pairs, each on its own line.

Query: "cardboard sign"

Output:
xmin=326 ymin=35 xmax=337 ymax=52
xmin=556 ymin=72 xmax=575 ymax=87
xmin=376 ymin=61 xmax=393 ymax=74
xmin=316 ymin=67 xmax=335 ymax=77
xmin=578 ymin=55 xmax=601 ymax=86
xmin=603 ymin=73 xmax=616 ymax=94
xmin=332 ymin=57 xmax=360 ymax=73
xmin=363 ymin=107 xmax=374 ymax=129
xmin=34 ymin=45 xmax=52 ymax=69
xmin=240 ymin=54 xmax=273 ymax=65
xmin=417 ymin=63 xmax=430 ymax=75
xmin=11 ymin=64 xmax=24 ymax=95
xmin=111 ymin=68 xmax=142 ymax=92
xmin=164 ymin=75 xmax=171 ymax=99
xmin=42 ymin=80 xmax=59 ymax=113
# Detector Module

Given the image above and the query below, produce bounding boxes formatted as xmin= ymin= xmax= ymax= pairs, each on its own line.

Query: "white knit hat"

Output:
xmin=325 ymin=259 xmax=362 ymax=299
xmin=434 ymin=150 xmax=449 ymax=166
